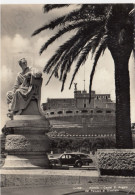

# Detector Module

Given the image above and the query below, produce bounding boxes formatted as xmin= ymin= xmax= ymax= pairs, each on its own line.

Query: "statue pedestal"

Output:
xmin=2 ymin=115 xmax=50 ymax=169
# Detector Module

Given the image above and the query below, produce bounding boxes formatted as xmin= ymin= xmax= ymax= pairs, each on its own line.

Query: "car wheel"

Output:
xmin=76 ymin=162 xmax=82 ymax=168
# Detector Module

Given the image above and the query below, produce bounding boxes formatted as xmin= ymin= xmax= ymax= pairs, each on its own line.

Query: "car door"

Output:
xmin=67 ymin=154 xmax=75 ymax=165
xmin=60 ymin=154 xmax=68 ymax=165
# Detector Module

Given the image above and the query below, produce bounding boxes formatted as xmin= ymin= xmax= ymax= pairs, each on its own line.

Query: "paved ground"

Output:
xmin=2 ymin=183 xmax=135 ymax=195
xmin=1 ymin=168 xmax=99 ymax=176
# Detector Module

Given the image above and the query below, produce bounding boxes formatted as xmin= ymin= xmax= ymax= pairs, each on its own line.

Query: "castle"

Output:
xmin=42 ymin=86 xmax=116 ymax=138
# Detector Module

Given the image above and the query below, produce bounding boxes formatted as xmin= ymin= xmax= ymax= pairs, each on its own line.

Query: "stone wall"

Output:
xmin=43 ymin=98 xmax=75 ymax=110
xmin=97 ymin=149 xmax=135 ymax=176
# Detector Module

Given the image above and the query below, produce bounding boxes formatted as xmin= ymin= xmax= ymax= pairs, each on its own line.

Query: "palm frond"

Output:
xmin=44 ymin=20 xmax=105 ymax=89
xmin=39 ymin=21 xmax=90 ymax=54
xmin=43 ymin=53 xmax=59 ymax=73
xmin=69 ymin=27 xmax=105 ymax=89
xmin=40 ymin=20 xmax=103 ymax=54
xmin=32 ymin=5 xmax=103 ymax=36
xmin=104 ymin=5 xmax=113 ymax=32
xmin=45 ymin=28 xmax=92 ymax=89
xmin=60 ymin=57 xmax=75 ymax=91
xmin=43 ymin=24 xmax=92 ymax=74
xmin=59 ymin=29 xmax=105 ymax=91
xmin=43 ymin=4 xmax=70 ymax=13
xmin=46 ymin=62 xmax=62 ymax=85
xmin=89 ymin=35 xmax=107 ymax=102
xmin=45 ymin=33 xmax=90 ymax=86
xmin=32 ymin=5 xmax=84 ymax=36
xmin=59 ymin=35 xmax=89 ymax=82
xmin=43 ymin=32 xmax=82 ymax=73
xmin=62 ymin=4 xmax=90 ymax=22
xmin=91 ymin=28 xmax=105 ymax=57
xmin=69 ymin=39 xmax=94 ymax=89
xmin=45 ymin=49 xmax=70 ymax=84
xmin=61 ymin=73 xmax=67 ymax=92
xmin=91 ymin=6 xmax=112 ymax=55
xmin=32 ymin=16 xmax=66 ymax=36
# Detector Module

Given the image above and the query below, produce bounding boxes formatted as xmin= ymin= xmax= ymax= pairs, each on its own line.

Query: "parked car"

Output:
xmin=72 ymin=153 xmax=93 ymax=165
xmin=49 ymin=153 xmax=83 ymax=168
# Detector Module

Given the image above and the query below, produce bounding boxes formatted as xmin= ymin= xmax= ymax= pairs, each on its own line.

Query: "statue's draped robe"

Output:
xmin=7 ymin=67 xmax=42 ymax=112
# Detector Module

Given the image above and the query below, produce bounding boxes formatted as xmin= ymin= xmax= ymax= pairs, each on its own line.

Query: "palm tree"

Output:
xmin=32 ymin=4 xmax=134 ymax=149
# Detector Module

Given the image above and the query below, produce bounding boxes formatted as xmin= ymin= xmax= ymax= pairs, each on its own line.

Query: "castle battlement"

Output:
xmin=42 ymin=89 xmax=115 ymax=111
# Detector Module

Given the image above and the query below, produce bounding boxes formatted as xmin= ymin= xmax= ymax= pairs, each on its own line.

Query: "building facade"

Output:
xmin=42 ymin=88 xmax=116 ymax=138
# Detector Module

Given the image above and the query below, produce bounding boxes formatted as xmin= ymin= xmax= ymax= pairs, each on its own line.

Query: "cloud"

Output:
xmin=12 ymin=34 xmax=30 ymax=52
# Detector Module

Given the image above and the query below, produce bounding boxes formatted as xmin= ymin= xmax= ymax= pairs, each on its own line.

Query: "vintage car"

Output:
xmin=72 ymin=153 xmax=93 ymax=165
xmin=49 ymin=153 xmax=83 ymax=167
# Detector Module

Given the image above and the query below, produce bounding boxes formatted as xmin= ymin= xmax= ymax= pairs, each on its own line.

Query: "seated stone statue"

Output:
xmin=7 ymin=58 xmax=42 ymax=117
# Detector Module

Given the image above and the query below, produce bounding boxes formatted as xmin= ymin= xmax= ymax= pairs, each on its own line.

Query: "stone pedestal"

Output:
xmin=2 ymin=115 xmax=50 ymax=169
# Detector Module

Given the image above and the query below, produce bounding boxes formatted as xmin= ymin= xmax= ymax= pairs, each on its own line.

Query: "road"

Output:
xmin=69 ymin=165 xmax=97 ymax=170
xmin=50 ymin=164 xmax=97 ymax=171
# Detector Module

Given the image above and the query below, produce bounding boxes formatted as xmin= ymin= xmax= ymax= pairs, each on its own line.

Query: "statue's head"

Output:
xmin=18 ymin=58 xmax=27 ymax=69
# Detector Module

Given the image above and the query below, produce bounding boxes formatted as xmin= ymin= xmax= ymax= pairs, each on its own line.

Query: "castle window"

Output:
xmin=50 ymin=112 xmax=54 ymax=115
xmin=76 ymin=111 xmax=79 ymax=113
xmin=106 ymin=110 xmax=111 ymax=113
xmin=84 ymin=103 xmax=86 ymax=108
xmin=57 ymin=111 xmax=63 ymax=114
xmin=91 ymin=110 xmax=93 ymax=113
xmin=106 ymin=96 xmax=108 ymax=99
xmin=81 ymin=110 xmax=88 ymax=113
xmin=96 ymin=110 xmax=102 ymax=113
xmin=66 ymin=110 xmax=73 ymax=114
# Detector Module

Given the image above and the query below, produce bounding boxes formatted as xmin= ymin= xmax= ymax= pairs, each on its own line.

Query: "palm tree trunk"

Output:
xmin=115 ymin=59 xmax=133 ymax=148
xmin=108 ymin=43 xmax=133 ymax=149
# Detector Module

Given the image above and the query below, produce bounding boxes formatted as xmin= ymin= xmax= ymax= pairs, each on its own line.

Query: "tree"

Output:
xmin=70 ymin=139 xmax=81 ymax=151
xmin=32 ymin=4 xmax=134 ymax=149
xmin=57 ymin=139 xmax=67 ymax=151
xmin=50 ymin=139 xmax=57 ymax=150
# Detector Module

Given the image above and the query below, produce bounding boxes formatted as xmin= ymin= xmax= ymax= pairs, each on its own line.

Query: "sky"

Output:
xmin=1 ymin=4 xmax=135 ymax=127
